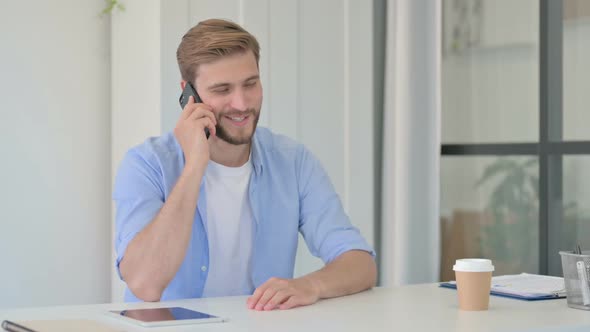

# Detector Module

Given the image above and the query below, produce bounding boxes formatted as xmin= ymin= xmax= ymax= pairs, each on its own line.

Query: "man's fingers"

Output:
xmin=279 ymin=296 xmax=301 ymax=310
xmin=248 ymin=278 xmax=295 ymax=310
xmin=247 ymin=283 xmax=268 ymax=309
xmin=198 ymin=118 xmax=216 ymax=137
xmin=188 ymin=107 xmax=216 ymax=126
xmin=180 ymin=96 xmax=195 ymax=119
xmin=253 ymin=288 xmax=278 ymax=311
xmin=181 ymin=97 xmax=215 ymax=122
xmin=263 ymin=290 xmax=291 ymax=311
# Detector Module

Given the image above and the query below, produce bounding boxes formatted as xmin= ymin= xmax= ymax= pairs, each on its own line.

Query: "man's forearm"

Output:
xmin=119 ymin=164 xmax=205 ymax=301
xmin=303 ymin=250 xmax=377 ymax=299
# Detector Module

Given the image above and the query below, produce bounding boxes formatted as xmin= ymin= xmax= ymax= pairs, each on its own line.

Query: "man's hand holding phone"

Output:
xmin=174 ymin=95 xmax=217 ymax=170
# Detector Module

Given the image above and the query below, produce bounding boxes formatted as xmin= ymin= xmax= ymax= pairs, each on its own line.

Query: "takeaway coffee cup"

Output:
xmin=453 ymin=259 xmax=494 ymax=311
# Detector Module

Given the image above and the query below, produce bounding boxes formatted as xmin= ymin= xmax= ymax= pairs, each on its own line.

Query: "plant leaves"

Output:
xmin=475 ymin=159 xmax=518 ymax=188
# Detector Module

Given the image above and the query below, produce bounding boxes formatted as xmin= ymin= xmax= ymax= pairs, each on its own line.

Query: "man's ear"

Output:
xmin=180 ymin=80 xmax=187 ymax=90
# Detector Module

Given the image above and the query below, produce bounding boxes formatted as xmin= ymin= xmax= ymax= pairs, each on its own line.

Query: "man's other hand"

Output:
xmin=247 ymin=277 xmax=321 ymax=311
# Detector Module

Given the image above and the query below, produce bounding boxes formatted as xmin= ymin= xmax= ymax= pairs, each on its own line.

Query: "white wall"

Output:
xmin=0 ymin=1 xmax=111 ymax=307
xmin=111 ymin=0 xmax=375 ymax=301
xmin=110 ymin=1 xmax=164 ymax=303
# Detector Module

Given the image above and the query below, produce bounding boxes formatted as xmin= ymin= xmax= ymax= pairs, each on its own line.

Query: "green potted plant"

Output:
xmin=475 ymin=158 xmax=539 ymax=274
xmin=476 ymin=157 xmax=580 ymax=274
xmin=101 ymin=0 xmax=125 ymax=16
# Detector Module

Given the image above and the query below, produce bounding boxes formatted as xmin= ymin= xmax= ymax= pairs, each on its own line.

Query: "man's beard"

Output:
xmin=215 ymin=108 xmax=260 ymax=145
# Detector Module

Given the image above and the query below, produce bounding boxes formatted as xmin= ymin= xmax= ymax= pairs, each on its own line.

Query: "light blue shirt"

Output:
xmin=113 ymin=127 xmax=375 ymax=302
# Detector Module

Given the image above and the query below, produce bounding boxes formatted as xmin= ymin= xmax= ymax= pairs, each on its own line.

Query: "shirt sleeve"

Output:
xmin=113 ymin=149 xmax=165 ymax=280
xmin=296 ymin=146 xmax=375 ymax=264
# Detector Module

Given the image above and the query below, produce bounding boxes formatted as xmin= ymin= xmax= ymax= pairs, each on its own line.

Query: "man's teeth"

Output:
xmin=230 ymin=116 xmax=245 ymax=121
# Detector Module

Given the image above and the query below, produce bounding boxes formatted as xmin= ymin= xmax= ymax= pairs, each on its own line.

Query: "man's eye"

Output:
xmin=213 ymin=89 xmax=229 ymax=94
xmin=245 ymin=81 xmax=257 ymax=87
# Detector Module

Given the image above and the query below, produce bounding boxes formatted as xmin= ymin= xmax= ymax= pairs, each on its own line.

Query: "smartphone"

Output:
xmin=179 ymin=82 xmax=210 ymax=139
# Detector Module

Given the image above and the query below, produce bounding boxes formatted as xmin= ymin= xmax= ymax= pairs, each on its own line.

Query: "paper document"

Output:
xmin=440 ymin=273 xmax=566 ymax=301
xmin=490 ymin=273 xmax=566 ymax=297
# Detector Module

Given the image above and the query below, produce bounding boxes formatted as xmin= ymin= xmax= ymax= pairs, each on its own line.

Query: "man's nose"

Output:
xmin=229 ymin=89 xmax=248 ymax=111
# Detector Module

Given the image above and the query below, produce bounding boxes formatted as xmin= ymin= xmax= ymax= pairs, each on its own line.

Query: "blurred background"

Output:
xmin=0 ymin=0 xmax=588 ymax=309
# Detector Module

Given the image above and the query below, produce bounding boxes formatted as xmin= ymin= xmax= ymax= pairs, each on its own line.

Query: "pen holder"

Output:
xmin=560 ymin=251 xmax=590 ymax=310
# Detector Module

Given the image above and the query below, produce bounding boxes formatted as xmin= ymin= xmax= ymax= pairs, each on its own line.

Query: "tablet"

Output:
xmin=106 ymin=307 xmax=226 ymax=327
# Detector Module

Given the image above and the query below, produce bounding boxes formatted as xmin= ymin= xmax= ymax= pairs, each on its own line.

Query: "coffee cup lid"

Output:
xmin=453 ymin=259 xmax=494 ymax=272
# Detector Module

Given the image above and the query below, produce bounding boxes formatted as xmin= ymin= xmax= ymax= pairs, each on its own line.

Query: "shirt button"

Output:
xmin=201 ymin=266 xmax=207 ymax=272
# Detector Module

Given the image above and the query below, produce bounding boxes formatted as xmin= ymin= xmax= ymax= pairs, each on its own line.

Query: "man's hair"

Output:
xmin=176 ymin=19 xmax=261 ymax=84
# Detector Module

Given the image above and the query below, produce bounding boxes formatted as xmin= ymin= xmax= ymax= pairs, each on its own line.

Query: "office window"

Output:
xmin=562 ymin=157 xmax=590 ymax=249
xmin=440 ymin=157 xmax=540 ymax=280
xmin=440 ymin=0 xmax=590 ymax=279
xmin=442 ymin=0 xmax=539 ymax=144
xmin=563 ymin=0 xmax=590 ymax=140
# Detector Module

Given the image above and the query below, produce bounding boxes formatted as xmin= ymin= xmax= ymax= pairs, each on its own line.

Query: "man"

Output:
xmin=114 ymin=19 xmax=376 ymax=311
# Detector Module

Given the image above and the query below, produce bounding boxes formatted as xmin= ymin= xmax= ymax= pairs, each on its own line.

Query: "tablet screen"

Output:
xmin=111 ymin=307 xmax=217 ymax=322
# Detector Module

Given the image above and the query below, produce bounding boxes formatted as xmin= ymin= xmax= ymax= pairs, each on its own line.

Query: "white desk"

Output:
xmin=1 ymin=284 xmax=590 ymax=332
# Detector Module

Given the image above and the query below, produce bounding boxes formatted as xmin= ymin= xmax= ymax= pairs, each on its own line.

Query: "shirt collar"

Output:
xmin=250 ymin=130 xmax=264 ymax=176
xmin=172 ymin=130 xmax=264 ymax=176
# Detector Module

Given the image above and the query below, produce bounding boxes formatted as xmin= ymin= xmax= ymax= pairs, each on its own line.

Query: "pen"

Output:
xmin=1 ymin=320 xmax=37 ymax=332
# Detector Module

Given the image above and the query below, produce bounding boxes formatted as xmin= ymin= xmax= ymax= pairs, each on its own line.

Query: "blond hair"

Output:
xmin=176 ymin=19 xmax=261 ymax=83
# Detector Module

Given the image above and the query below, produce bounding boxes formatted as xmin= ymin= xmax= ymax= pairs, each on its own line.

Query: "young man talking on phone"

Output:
xmin=113 ymin=19 xmax=376 ymax=311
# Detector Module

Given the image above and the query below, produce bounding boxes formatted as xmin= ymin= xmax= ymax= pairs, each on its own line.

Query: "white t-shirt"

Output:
xmin=201 ymin=157 xmax=255 ymax=297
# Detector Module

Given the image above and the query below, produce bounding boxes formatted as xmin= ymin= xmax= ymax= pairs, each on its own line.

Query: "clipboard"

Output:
xmin=440 ymin=273 xmax=566 ymax=301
